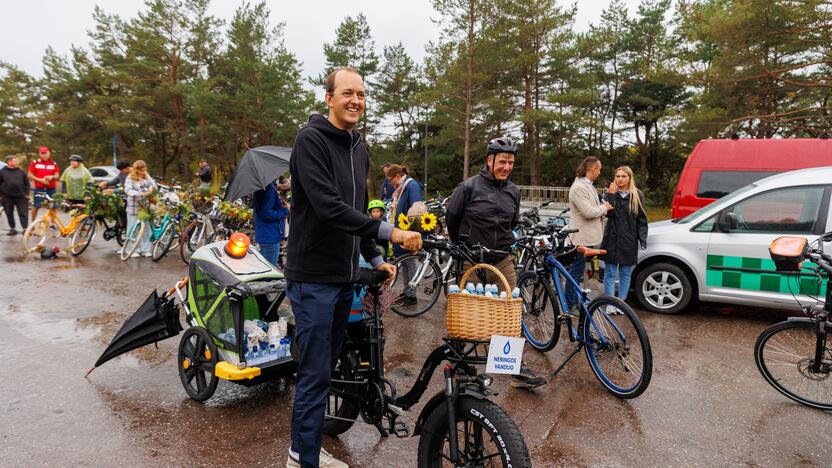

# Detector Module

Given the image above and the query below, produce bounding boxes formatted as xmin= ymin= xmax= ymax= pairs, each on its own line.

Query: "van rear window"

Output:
xmin=696 ymin=171 xmax=780 ymax=199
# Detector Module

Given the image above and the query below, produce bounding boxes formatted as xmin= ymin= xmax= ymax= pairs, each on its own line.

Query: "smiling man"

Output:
xmin=445 ymin=137 xmax=548 ymax=389
xmin=285 ymin=66 xmax=422 ymax=468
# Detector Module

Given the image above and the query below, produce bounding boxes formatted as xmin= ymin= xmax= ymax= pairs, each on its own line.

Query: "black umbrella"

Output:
xmin=223 ymin=146 xmax=292 ymax=202
xmin=86 ymin=290 xmax=183 ymax=375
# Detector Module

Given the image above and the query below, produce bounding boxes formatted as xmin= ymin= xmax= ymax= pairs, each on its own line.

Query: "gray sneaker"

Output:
xmin=286 ymin=448 xmax=348 ymax=468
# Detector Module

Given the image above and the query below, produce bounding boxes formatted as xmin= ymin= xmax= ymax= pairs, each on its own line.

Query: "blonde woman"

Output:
xmin=123 ymin=160 xmax=156 ymax=257
xmin=601 ymin=166 xmax=648 ymax=309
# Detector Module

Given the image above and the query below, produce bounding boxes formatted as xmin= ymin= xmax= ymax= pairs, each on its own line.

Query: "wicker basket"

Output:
xmin=446 ymin=263 xmax=522 ymax=341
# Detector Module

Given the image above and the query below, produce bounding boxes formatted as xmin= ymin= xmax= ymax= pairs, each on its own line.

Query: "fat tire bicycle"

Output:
xmin=324 ymin=269 xmax=531 ymax=467
xmin=518 ymin=227 xmax=652 ymax=399
xmin=754 ymin=233 xmax=832 ymax=410
xmin=23 ymin=194 xmax=96 ymax=256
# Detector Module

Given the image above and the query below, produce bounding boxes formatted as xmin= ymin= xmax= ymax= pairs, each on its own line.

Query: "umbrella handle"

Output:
xmin=166 ymin=277 xmax=189 ymax=298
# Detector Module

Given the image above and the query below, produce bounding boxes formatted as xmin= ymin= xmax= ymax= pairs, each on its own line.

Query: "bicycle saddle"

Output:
xmin=359 ymin=268 xmax=389 ymax=286
xmin=577 ymin=245 xmax=606 ymax=257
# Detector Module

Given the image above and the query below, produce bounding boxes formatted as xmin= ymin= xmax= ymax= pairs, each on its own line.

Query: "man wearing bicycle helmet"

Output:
xmin=445 ymin=137 xmax=548 ymax=389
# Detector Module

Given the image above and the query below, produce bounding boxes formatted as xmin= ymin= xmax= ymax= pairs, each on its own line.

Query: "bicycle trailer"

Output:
xmin=89 ymin=233 xmax=297 ymax=402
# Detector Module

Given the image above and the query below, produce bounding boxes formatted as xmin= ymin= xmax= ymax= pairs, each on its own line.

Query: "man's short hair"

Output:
xmin=199 ymin=159 xmax=207 ymax=163
xmin=5 ymin=154 xmax=17 ymax=161
xmin=116 ymin=160 xmax=131 ymax=170
xmin=324 ymin=66 xmax=363 ymax=95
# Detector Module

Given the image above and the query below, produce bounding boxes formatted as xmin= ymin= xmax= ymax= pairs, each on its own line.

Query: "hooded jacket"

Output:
xmin=601 ymin=190 xmax=648 ymax=265
xmin=285 ymin=114 xmax=393 ymax=283
xmin=445 ymin=165 xmax=520 ymax=259
xmin=0 ymin=165 xmax=30 ymax=198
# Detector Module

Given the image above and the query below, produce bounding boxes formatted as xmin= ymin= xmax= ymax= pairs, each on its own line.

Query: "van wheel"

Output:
xmin=636 ymin=262 xmax=692 ymax=314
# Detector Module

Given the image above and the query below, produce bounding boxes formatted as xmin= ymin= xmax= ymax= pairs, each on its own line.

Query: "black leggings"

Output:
xmin=1 ymin=196 xmax=28 ymax=230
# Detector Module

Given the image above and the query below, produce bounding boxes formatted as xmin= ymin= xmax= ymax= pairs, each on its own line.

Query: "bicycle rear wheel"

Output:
xmin=755 ymin=319 xmax=832 ymax=410
xmin=390 ymin=253 xmax=442 ymax=317
xmin=120 ymin=221 xmax=144 ymax=261
xmin=518 ymin=271 xmax=561 ymax=352
xmin=69 ymin=216 xmax=96 ymax=256
xmin=582 ymin=296 xmax=652 ymax=398
xmin=23 ymin=219 xmax=51 ymax=253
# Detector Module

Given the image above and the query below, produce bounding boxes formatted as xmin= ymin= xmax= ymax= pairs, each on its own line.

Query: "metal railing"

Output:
xmin=518 ymin=185 xmax=605 ymax=203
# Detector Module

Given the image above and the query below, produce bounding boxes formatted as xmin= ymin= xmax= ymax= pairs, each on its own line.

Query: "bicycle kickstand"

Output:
xmin=551 ymin=345 xmax=582 ymax=377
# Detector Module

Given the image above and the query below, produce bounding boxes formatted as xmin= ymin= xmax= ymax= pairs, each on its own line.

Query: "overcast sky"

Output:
xmin=1 ymin=0 xmax=640 ymax=83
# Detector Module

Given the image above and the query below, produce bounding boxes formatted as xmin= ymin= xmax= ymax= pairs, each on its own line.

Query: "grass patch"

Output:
xmin=645 ymin=205 xmax=672 ymax=222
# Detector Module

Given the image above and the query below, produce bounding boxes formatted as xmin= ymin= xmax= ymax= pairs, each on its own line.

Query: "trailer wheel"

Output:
xmin=178 ymin=327 xmax=219 ymax=402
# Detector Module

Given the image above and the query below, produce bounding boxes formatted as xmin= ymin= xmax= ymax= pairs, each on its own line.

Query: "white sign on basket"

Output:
xmin=485 ymin=335 xmax=525 ymax=375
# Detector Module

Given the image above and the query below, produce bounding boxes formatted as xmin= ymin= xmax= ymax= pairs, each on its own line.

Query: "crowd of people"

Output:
xmin=0 ymin=65 xmax=649 ymax=468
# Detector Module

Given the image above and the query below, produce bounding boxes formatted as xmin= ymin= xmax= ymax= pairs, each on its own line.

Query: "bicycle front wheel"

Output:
xmin=390 ymin=254 xmax=443 ymax=317
xmin=69 ymin=216 xmax=96 ymax=256
xmin=152 ymin=223 xmax=176 ymax=261
xmin=120 ymin=221 xmax=144 ymax=261
xmin=23 ymin=219 xmax=51 ymax=253
xmin=417 ymin=395 xmax=531 ymax=468
xmin=755 ymin=319 xmax=832 ymax=410
xmin=519 ymin=271 xmax=561 ymax=352
xmin=582 ymin=296 xmax=653 ymax=398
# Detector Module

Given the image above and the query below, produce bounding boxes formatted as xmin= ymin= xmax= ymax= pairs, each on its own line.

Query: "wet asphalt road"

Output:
xmin=1 ymin=225 xmax=831 ymax=467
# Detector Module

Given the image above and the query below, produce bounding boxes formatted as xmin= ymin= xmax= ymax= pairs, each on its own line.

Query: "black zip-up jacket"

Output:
xmin=601 ymin=190 xmax=648 ymax=265
xmin=0 ymin=166 xmax=30 ymax=198
xmin=446 ymin=165 xmax=520 ymax=260
xmin=285 ymin=114 xmax=394 ymax=283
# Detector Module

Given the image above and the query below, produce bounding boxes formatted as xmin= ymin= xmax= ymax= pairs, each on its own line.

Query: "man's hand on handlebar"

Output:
xmin=391 ymin=228 xmax=423 ymax=252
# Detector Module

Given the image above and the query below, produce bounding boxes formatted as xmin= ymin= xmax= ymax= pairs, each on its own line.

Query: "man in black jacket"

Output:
xmin=445 ymin=137 xmax=547 ymax=389
xmin=285 ymin=67 xmax=421 ymax=468
xmin=0 ymin=155 xmax=30 ymax=235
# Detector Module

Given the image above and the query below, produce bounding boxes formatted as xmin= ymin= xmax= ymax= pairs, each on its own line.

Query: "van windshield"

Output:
xmin=675 ymin=183 xmax=759 ymax=224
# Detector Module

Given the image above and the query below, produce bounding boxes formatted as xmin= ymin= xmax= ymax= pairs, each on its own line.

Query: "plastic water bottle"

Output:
xmin=484 ymin=291 xmax=494 ymax=298
xmin=511 ymin=287 xmax=520 ymax=299
xmin=466 ymin=283 xmax=476 ymax=295
xmin=269 ymin=343 xmax=277 ymax=359
xmin=475 ymin=284 xmax=484 ymax=295
xmin=499 ymin=291 xmax=507 ymax=299
xmin=448 ymin=284 xmax=460 ymax=294
xmin=461 ymin=289 xmax=470 ymax=294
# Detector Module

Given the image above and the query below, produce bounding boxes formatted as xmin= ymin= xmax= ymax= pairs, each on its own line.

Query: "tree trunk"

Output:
xmin=462 ymin=0 xmax=476 ymax=180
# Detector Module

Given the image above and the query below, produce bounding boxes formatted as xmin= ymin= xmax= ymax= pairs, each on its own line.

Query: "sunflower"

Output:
xmin=420 ymin=212 xmax=438 ymax=232
xmin=397 ymin=213 xmax=412 ymax=230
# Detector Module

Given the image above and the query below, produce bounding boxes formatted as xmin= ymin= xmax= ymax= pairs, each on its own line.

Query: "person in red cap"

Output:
xmin=28 ymin=146 xmax=60 ymax=221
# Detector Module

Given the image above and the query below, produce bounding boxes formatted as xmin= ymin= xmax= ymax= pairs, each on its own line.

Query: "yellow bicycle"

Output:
xmin=23 ymin=194 xmax=96 ymax=256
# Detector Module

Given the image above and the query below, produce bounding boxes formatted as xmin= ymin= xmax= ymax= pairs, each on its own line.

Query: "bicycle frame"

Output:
xmin=541 ymin=253 xmax=627 ymax=350
xmin=36 ymin=207 xmax=87 ymax=237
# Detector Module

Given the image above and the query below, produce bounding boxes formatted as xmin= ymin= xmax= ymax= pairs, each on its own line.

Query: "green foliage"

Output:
xmin=3 ymin=0 xmax=830 ymax=207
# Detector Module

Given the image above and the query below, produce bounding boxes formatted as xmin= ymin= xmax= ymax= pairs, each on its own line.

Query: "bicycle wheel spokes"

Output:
xmin=519 ymin=272 xmax=560 ymax=352
xmin=390 ymin=254 xmax=442 ymax=317
xmin=23 ymin=219 xmax=50 ymax=252
xmin=69 ymin=217 xmax=96 ymax=256
xmin=583 ymin=298 xmax=652 ymax=398
xmin=756 ymin=320 xmax=832 ymax=409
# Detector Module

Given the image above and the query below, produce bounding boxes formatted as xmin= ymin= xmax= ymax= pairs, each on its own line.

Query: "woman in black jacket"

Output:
xmin=601 ymin=166 xmax=648 ymax=308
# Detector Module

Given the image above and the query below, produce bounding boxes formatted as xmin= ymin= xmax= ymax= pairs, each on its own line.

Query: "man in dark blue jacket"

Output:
xmin=284 ymin=67 xmax=422 ymax=468
xmin=253 ymin=181 xmax=288 ymax=266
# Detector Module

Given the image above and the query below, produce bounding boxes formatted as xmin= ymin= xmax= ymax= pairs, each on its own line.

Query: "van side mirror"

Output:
xmin=718 ymin=212 xmax=739 ymax=231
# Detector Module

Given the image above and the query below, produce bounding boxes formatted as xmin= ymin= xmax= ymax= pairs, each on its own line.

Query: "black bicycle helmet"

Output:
xmin=69 ymin=154 xmax=83 ymax=162
xmin=486 ymin=137 xmax=517 ymax=156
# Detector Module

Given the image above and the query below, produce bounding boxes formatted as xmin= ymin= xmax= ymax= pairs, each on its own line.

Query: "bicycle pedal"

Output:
xmin=390 ymin=420 xmax=410 ymax=438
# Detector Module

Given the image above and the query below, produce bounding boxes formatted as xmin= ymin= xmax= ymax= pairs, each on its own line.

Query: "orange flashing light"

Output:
xmin=225 ymin=232 xmax=250 ymax=258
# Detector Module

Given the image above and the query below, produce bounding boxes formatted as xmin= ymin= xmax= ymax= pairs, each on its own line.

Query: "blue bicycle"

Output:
xmin=518 ymin=227 xmax=652 ymax=398
xmin=120 ymin=192 xmax=183 ymax=261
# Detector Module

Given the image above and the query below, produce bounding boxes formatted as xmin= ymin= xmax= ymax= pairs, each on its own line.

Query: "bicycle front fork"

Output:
xmin=813 ymin=312 xmax=829 ymax=373
xmin=443 ymin=364 xmax=460 ymax=464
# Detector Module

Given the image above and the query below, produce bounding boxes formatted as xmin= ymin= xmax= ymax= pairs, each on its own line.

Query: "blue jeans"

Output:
xmin=287 ymin=281 xmax=353 ymax=468
xmin=565 ymin=252 xmax=585 ymax=308
xmin=259 ymin=242 xmax=279 ymax=266
xmin=603 ymin=263 xmax=634 ymax=301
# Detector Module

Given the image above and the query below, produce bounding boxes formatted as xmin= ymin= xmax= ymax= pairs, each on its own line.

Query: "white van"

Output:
xmin=634 ymin=167 xmax=832 ymax=314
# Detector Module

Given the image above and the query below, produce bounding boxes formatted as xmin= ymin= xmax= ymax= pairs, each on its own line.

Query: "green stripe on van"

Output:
xmin=706 ymin=254 xmax=825 ymax=296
